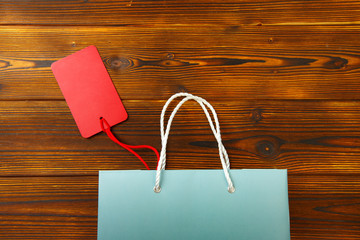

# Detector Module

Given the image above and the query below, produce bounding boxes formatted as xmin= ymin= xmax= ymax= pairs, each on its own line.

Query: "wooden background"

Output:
xmin=1 ymin=0 xmax=360 ymax=239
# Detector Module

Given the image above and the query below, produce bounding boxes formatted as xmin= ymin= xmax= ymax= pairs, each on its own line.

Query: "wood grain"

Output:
xmin=289 ymin=175 xmax=360 ymax=240
xmin=0 ymin=175 xmax=358 ymax=239
xmin=0 ymin=176 xmax=98 ymax=239
xmin=1 ymin=26 xmax=360 ymax=100
xmin=1 ymin=0 xmax=360 ymax=239
xmin=1 ymin=0 xmax=360 ymax=26
xmin=1 ymin=100 xmax=360 ymax=176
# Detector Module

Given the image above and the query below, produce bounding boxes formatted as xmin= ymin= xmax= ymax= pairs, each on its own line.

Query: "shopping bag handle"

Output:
xmin=154 ymin=93 xmax=235 ymax=193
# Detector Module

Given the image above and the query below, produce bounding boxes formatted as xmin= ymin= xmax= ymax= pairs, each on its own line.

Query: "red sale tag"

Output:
xmin=51 ymin=45 xmax=128 ymax=138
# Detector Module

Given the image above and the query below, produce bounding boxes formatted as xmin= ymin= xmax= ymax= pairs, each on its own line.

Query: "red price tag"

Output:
xmin=51 ymin=45 xmax=128 ymax=138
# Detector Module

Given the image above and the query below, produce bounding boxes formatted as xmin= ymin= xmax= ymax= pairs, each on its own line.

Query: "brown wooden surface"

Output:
xmin=1 ymin=1 xmax=359 ymax=239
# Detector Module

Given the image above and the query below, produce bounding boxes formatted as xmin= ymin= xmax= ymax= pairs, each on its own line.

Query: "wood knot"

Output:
xmin=254 ymin=136 xmax=284 ymax=159
xmin=190 ymin=135 xmax=284 ymax=160
xmin=256 ymin=140 xmax=275 ymax=157
xmin=250 ymin=109 xmax=263 ymax=123
xmin=324 ymin=57 xmax=348 ymax=69
xmin=159 ymin=59 xmax=186 ymax=67
xmin=165 ymin=53 xmax=175 ymax=60
xmin=268 ymin=37 xmax=274 ymax=43
xmin=105 ymin=56 xmax=131 ymax=70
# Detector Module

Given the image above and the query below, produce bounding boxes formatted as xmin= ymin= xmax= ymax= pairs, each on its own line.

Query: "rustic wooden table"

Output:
xmin=1 ymin=1 xmax=360 ymax=239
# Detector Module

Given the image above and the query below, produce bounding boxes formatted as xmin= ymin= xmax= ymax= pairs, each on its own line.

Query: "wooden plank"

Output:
xmin=1 ymin=100 xmax=360 ymax=175
xmin=0 ymin=175 xmax=358 ymax=239
xmin=1 ymin=0 xmax=360 ymax=26
xmin=289 ymin=175 xmax=360 ymax=240
xmin=0 ymin=176 xmax=98 ymax=239
xmin=1 ymin=25 xmax=360 ymax=100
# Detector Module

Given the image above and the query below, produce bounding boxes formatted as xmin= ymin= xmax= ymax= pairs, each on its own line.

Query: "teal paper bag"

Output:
xmin=97 ymin=93 xmax=291 ymax=240
xmin=98 ymin=169 xmax=290 ymax=240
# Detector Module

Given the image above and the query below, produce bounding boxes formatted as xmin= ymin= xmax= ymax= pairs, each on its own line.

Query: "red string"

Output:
xmin=100 ymin=117 xmax=159 ymax=170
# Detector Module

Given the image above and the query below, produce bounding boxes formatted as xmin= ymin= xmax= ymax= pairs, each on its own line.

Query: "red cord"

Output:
xmin=100 ymin=117 xmax=159 ymax=170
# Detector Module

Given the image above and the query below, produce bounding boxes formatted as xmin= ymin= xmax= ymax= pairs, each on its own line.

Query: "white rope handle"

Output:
xmin=154 ymin=93 xmax=235 ymax=193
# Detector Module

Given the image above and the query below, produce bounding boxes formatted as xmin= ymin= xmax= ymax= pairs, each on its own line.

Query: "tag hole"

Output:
xmin=100 ymin=117 xmax=103 ymax=120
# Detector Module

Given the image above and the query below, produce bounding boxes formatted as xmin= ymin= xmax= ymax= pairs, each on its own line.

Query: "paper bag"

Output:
xmin=97 ymin=93 xmax=290 ymax=240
